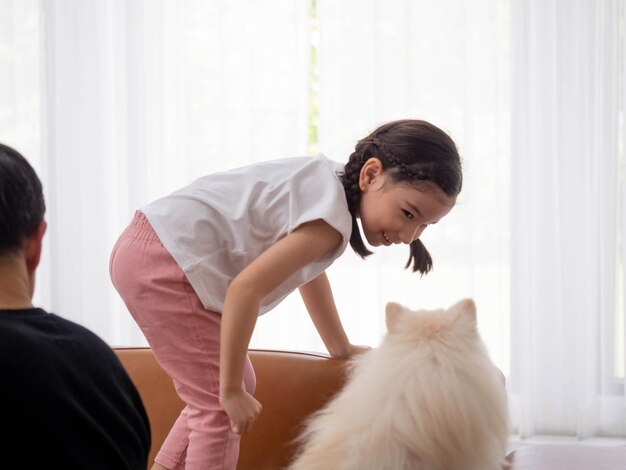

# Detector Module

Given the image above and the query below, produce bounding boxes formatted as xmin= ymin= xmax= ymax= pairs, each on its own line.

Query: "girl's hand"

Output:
xmin=219 ymin=389 xmax=262 ymax=434
xmin=331 ymin=343 xmax=372 ymax=359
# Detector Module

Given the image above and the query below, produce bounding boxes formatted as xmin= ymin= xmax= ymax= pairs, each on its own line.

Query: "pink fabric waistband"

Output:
xmin=124 ymin=211 xmax=160 ymax=242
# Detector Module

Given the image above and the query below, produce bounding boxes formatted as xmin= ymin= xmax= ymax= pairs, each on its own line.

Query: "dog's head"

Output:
xmin=385 ymin=298 xmax=478 ymax=344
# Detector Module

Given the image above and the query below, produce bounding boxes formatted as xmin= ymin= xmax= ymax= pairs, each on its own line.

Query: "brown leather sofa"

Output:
xmin=114 ymin=347 xmax=349 ymax=470
xmin=114 ymin=347 xmax=626 ymax=470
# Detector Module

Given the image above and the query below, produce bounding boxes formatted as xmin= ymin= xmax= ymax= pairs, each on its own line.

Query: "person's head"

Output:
xmin=340 ymin=119 xmax=462 ymax=275
xmin=0 ymin=143 xmax=47 ymax=294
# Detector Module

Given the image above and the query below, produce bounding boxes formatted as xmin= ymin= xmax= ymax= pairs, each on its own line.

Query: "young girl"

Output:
xmin=109 ymin=119 xmax=462 ymax=470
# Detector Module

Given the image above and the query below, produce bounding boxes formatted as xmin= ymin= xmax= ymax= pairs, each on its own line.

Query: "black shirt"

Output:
xmin=0 ymin=308 xmax=150 ymax=469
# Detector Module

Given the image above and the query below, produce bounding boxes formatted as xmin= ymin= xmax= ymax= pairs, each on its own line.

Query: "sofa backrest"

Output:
xmin=114 ymin=347 xmax=349 ymax=470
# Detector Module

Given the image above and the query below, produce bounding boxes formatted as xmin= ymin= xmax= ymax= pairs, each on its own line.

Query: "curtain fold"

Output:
xmin=511 ymin=0 xmax=625 ymax=437
xmin=37 ymin=0 xmax=310 ymax=345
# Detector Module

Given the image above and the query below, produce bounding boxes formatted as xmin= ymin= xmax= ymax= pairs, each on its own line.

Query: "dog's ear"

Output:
xmin=385 ymin=302 xmax=405 ymax=333
xmin=449 ymin=298 xmax=477 ymax=325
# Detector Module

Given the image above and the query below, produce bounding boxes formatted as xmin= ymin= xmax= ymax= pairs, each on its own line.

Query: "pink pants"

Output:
xmin=109 ymin=211 xmax=256 ymax=470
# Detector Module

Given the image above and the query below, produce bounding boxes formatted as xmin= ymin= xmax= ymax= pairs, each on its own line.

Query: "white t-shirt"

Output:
xmin=141 ymin=155 xmax=353 ymax=315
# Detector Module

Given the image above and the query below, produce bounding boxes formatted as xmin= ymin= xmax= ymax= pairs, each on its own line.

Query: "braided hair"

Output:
xmin=340 ymin=119 xmax=462 ymax=275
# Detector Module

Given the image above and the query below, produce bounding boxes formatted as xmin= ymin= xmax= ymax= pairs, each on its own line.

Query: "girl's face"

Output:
xmin=358 ymin=158 xmax=455 ymax=247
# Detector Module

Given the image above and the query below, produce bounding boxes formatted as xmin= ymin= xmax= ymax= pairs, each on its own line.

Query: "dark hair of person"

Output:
xmin=0 ymin=143 xmax=45 ymax=256
xmin=340 ymin=119 xmax=462 ymax=275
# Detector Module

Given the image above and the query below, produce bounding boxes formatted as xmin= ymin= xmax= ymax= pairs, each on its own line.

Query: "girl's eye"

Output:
xmin=402 ymin=210 xmax=413 ymax=219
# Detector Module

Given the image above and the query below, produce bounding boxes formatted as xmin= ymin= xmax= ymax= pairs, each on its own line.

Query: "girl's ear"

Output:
xmin=359 ymin=157 xmax=384 ymax=190
xmin=385 ymin=302 xmax=405 ymax=333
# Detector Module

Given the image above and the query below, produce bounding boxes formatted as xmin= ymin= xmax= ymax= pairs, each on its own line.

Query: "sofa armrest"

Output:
xmin=114 ymin=347 xmax=349 ymax=470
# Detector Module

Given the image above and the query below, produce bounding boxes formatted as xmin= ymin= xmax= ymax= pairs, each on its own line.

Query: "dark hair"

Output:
xmin=0 ymin=143 xmax=45 ymax=256
xmin=340 ymin=119 xmax=462 ymax=275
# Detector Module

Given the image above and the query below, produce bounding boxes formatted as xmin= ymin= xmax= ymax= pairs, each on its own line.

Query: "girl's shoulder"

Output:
xmin=230 ymin=154 xmax=341 ymax=176
xmin=201 ymin=154 xmax=343 ymax=188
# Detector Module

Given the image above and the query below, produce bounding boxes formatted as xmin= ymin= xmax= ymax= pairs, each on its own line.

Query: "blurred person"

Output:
xmin=0 ymin=142 xmax=151 ymax=469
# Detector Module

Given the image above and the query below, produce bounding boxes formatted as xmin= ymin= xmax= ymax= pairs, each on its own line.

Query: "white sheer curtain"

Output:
xmin=31 ymin=0 xmax=309 ymax=345
xmin=306 ymin=0 xmax=512 ymax=369
xmin=3 ymin=0 xmax=626 ymax=441
xmin=510 ymin=0 xmax=626 ymax=438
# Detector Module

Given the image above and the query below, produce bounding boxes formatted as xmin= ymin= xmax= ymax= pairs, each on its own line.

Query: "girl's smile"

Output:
xmin=357 ymin=158 xmax=456 ymax=248
xmin=382 ymin=231 xmax=392 ymax=245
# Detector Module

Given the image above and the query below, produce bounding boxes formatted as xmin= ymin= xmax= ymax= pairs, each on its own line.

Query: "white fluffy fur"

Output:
xmin=287 ymin=299 xmax=508 ymax=470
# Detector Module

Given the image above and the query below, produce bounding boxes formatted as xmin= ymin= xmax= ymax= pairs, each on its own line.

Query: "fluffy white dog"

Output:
xmin=288 ymin=299 xmax=508 ymax=470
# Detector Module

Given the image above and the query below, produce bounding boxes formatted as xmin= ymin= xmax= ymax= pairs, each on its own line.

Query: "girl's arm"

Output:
xmin=219 ymin=219 xmax=343 ymax=434
xmin=299 ymin=272 xmax=368 ymax=359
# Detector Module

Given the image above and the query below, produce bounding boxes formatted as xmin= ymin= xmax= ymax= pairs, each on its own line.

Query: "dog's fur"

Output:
xmin=287 ymin=299 xmax=508 ymax=470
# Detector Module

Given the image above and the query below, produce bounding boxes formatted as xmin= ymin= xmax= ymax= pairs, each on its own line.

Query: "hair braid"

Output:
xmin=373 ymin=138 xmax=438 ymax=185
xmin=407 ymin=240 xmax=433 ymax=275
xmin=340 ymin=150 xmax=372 ymax=259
